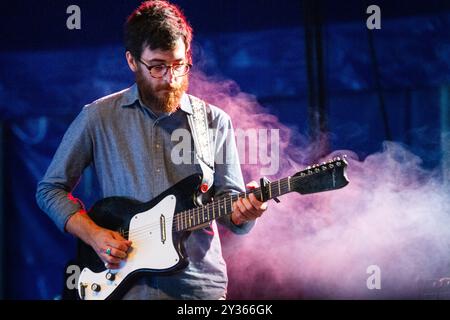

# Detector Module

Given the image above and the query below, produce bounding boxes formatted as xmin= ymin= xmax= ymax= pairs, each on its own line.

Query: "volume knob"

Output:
xmin=106 ymin=272 xmax=116 ymax=281
xmin=91 ymin=283 xmax=101 ymax=292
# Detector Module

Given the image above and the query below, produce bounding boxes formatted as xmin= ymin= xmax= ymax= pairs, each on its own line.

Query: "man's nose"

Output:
xmin=162 ymin=67 xmax=176 ymax=83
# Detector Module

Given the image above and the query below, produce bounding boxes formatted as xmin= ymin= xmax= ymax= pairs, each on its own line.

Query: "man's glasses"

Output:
xmin=139 ymin=59 xmax=192 ymax=79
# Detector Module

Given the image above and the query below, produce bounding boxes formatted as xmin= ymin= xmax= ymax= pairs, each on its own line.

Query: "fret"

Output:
xmin=188 ymin=210 xmax=192 ymax=228
xmin=206 ymin=203 xmax=210 ymax=221
xmin=177 ymin=213 xmax=180 ymax=231
xmin=278 ymin=179 xmax=281 ymax=196
xmin=268 ymin=182 xmax=272 ymax=199
xmin=212 ymin=202 xmax=216 ymax=219
xmin=218 ymin=198 xmax=221 ymax=217
xmin=179 ymin=213 xmax=182 ymax=230
xmin=230 ymin=194 xmax=237 ymax=215
xmin=288 ymin=176 xmax=291 ymax=192
xmin=186 ymin=209 xmax=189 ymax=228
xmin=201 ymin=207 xmax=204 ymax=224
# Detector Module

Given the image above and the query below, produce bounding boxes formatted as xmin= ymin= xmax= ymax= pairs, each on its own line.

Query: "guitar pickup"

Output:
xmin=160 ymin=214 xmax=166 ymax=244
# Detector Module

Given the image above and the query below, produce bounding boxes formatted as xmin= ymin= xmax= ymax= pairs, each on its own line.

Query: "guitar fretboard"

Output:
xmin=172 ymin=158 xmax=347 ymax=232
xmin=173 ymin=176 xmax=293 ymax=232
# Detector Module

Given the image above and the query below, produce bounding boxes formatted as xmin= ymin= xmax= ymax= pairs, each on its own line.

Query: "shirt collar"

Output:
xmin=121 ymin=83 xmax=193 ymax=115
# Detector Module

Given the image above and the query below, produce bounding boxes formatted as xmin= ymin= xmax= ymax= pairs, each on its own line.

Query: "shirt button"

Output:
xmin=156 ymin=168 xmax=160 ymax=173
xmin=156 ymin=143 xmax=160 ymax=148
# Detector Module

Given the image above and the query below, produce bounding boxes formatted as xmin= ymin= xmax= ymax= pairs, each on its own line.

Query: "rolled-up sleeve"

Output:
xmin=36 ymin=106 xmax=93 ymax=232
xmin=212 ymin=111 xmax=255 ymax=234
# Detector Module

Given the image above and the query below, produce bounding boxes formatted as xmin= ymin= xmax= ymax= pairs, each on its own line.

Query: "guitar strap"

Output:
xmin=186 ymin=95 xmax=215 ymax=194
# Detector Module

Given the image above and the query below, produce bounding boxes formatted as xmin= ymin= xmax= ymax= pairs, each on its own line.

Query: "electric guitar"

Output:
xmin=73 ymin=156 xmax=349 ymax=300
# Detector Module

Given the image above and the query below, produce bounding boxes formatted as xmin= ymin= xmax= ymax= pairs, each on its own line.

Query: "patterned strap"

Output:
xmin=186 ymin=95 xmax=215 ymax=192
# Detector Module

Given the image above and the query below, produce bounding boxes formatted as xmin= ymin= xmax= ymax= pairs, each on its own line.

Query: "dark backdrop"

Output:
xmin=0 ymin=0 xmax=449 ymax=299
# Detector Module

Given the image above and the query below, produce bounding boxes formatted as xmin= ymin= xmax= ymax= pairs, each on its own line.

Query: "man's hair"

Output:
xmin=124 ymin=0 xmax=193 ymax=61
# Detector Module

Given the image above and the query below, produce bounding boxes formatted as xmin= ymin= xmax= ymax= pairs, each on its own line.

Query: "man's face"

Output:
xmin=128 ymin=37 xmax=189 ymax=113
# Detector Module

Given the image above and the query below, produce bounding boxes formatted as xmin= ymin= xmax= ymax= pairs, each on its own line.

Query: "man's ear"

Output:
xmin=185 ymin=46 xmax=192 ymax=64
xmin=126 ymin=51 xmax=138 ymax=72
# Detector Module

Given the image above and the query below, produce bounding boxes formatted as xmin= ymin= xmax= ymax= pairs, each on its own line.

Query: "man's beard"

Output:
xmin=136 ymin=72 xmax=189 ymax=114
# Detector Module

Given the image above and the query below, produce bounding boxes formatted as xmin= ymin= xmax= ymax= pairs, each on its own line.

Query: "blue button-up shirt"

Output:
xmin=36 ymin=84 xmax=254 ymax=299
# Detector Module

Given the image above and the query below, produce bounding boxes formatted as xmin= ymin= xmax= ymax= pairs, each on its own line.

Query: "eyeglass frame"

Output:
xmin=138 ymin=59 xmax=192 ymax=79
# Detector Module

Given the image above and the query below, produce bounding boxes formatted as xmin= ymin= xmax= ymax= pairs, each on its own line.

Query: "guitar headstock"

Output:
xmin=291 ymin=156 xmax=349 ymax=194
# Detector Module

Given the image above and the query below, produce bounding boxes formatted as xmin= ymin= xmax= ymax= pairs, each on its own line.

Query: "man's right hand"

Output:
xmin=65 ymin=210 xmax=132 ymax=269
xmin=88 ymin=227 xmax=132 ymax=269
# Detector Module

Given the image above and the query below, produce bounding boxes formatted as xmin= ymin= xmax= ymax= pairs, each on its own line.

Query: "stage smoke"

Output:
xmin=190 ymin=70 xmax=450 ymax=299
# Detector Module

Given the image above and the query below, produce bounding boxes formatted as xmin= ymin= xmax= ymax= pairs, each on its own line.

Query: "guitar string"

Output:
xmin=121 ymin=182 xmax=292 ymax=239
xmin=121 ymin=177 xmax=302 ymax=239
xmin=105 ymin=163 xmax=342 ymax=239
xmin=123 ymin=178 xmax=294 ymax=237
xmin=119 ymin=168 xmax=338 ymax=239
xmin=122 ymin=164 xmax=342 ymax=240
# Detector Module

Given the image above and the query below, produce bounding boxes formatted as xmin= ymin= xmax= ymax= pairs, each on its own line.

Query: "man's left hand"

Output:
xmin=231 ymin=181 xmax=268 ymax=225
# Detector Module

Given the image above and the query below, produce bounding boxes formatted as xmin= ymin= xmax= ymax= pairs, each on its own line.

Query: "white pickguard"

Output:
xmin=78 ymin=195 xmax=179 ymax=300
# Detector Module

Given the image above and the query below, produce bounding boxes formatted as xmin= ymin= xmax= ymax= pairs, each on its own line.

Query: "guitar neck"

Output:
xmin=174 ymin=176 xmax=293 ymax=232
xmin=173 ymin=157 xmax=349 ymax=232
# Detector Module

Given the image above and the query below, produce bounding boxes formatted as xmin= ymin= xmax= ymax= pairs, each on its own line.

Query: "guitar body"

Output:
xmin=74 ymin=174 xmax=203 ymax=300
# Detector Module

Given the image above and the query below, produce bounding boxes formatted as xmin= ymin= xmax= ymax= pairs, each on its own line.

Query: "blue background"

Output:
xmin=0 ymin=0 xmax=449 ymax=299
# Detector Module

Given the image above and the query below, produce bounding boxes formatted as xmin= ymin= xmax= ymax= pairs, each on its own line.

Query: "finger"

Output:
xmin=235 ymin=199 xmax=249 ymax=217
xmin=112 ymin=231 xmax=133 ymax=246
xmin=241 ymin=198 xmax=259 ymax=216
xmin=108 ymin=247 xmax=128 ymax=259
xmin=248 ymin=193 xmax=268 ymax=212
xmin=237 ymin=199 xmax=256 ymax=220
xmin=104 ymin=262 xmax=121 ymax=270
xmin=231 ymin=211 xmax=243 ymax=225
xmin=107 ymin=238 xmax=131 ymax=252
xmin=246 ymin=181 xmax=258 ymax=189
xmin=101 ymin=253 xmax=121 ymax=264
xmin=232 ymin=201 xmax=244 ymax=224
